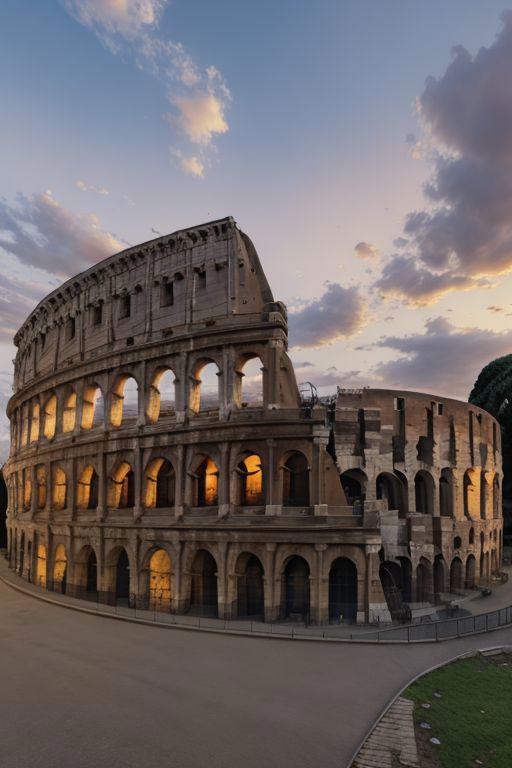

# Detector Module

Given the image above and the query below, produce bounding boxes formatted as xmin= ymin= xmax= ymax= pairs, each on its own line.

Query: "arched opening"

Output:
xmin=62 ymin=390 xmax=77 ymax=433
xmin=282 ymin=453 xmax=310 ymax=507
xmin=114 ymin=549 xmax=130 ymax=606
xmin=52 ymin=466 xmax=67 ymax=511
xmin=453 ymin=535 xmax=462 ymax=550
xmin=148 ymin=549 xmax=172 ymax=612
xmin=376 ymin=472 xmax=407 ymax=516
xmin=194 ymin=457 xmax=219 ymax=507
xmin=108 ymin=462 xmax=135 ymax=509
xmin=469 ymin=527 xmax=475 ymax=545
xmin=53 ymin=544 xmax=67 ymax=594
xmin=236 ymin=356 xmax=264 ymax=407
xmin=43 ymin=394 xmax=57 ymax=440
xmin=416 ymin=558 xmax=431 ymax=602
xmin=434 ymin=555 xmax=446 ymax=596
xmin=19 ymin=532 xmax=25 ymax=576
xmin=236 ymin=553 xmax=264 ymax=618
xmin=35 ymin=465 xmax=47 ymax=510
xmin=36 ymin=544 xmax=47 ymax=588
xmin=340 ymin=469 xmax=367 ymax=509
xmin=439 ymin=469 xmax=454 ymax=517
xmin=22 ymin=469 xmax=31 ymax=510
xmin=237 ymin=454 xmax=263 ymax=506
xmin=86 ymin=549 xmax=97 ymax=599
xmin=480 ymin=471 xmax=488 ymax=520
xmin=144 ymin=458 xmax=175 ymax=508
xmin=493 ymin=476 xmax=500 ymax=518
xmin=450 ymin=557 xmax=463 ymax=592
xmin=282 ymin=556 xmax=310 ymax=621
xmin=398 ymin=557 xmax=413 ymax=602
xmin=81 ymin=385 xmax=104 ymax=430
xmin=147 ymin=368 xmax=176 ymax=423
xmin=27 ymin=541 xmax=32 ymax=582
xmin=30 ymin=401 xmax=40 ymax=443
xmin=329 ymin=557 xmax=357 ymax=622
xmin=110 ymin=375 xmax=139 ymax=427
xmin=465 ymin=554 xmax=476 ymax=589
xmin=379 ymin=560 xmax=404 ymax=618
xmin=21 ymin=405 xmax=29 ymax=446
xmin=463 ymin=468 xmax=479 ymax=519
xmin=414 ymin=471 xmax=434 ymax=515
xmin=190 ymin=549 xmax=218 ymax=617
xmin=77 ymin=466 xmax=99 ymax=510
xmin=190 ymin=360 xmax=220 ymax=414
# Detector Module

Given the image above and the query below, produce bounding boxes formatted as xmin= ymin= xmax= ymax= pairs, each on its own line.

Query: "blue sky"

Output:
xmin=2 ymin=1 xmax=512 ymax=456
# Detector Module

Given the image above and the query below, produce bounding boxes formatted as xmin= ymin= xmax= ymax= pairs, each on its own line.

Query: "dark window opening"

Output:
xmin=119 ymin=294 xmax=131 ymax=319
xmin=66 ymin=317 xmax=75 ymax=341
xmin=93 ymin=305 xmax=102 ymax=326
xmin=394 ymin=397 xmax=405 ymax=411
xmin=160 ymin=280 xmax=174 ymax=307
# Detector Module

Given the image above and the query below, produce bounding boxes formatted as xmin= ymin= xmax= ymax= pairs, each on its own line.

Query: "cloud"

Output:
xmin=75 ymin=179 xmax=110 ymax=195
xmin=171 ymin=92 xmax=228 ymax=145
xmin=374 ymin=316 xmax=512 ymax=399
xmin=354 ymin=241 xmax=379 ymax=260
xmin=0 ymin=191 xmax=121 ymax=277
xmin=61 ymin=0 xmax=230 ymax=174
xmin=171 ymin=150 xmax=205 ymax=178
xmin=288 ymin=282 xmax=366 ymax=348
xmin=375 ymin=12 xmax=512 ymax=305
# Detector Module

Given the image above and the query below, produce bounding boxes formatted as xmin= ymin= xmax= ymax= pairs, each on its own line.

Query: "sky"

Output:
xmin=2 ymin=0 xmax=512 ymax=459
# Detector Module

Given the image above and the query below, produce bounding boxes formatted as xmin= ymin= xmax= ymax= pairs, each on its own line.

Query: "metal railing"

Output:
xmin=6 ymin=566 xmax=512 ymax=643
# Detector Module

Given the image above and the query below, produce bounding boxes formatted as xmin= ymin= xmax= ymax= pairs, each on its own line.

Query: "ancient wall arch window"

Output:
xmin=453 ymin=535 xmax=462 ymax=549
xmin=236 ymin=553 xmax=264 ymax=618
xmin=282 ymin=452 xmax=310 ymax=507
xmin=493 ymin=475 xmax=500 ymax=518
xmin=144 ymin=458 xmax=175 ymax=508
xmin=147 ymin=368 xmax=176 ymax=423
xmin=414 ymin=471 xmax=434 ymax=515
xmin=190 ymin=360 xmax=220 ymax=414
xmin=329 ymin=557 xmax=357 ymax=622
xmin=30 ymin=401 xmax=40 ymax=443
xmin=282 ymin=556 xmax=310 ymax=620
xmin=77 ymin=465 xmax=99 ymax=510
xmin=376 ymin=472 xmax=405 ymax=514
xmin=65 ymin=316 xmax=76 ymax=341
xmin=52 ymin=466 xmax=67 ymax=510
xmin=36 ymin=544 xmax=47 ymax=587
xmin=53 ymin=544 xmax=67 ymax=593
xmin=439 ymin=469 xmax=454 ymax=517
xmin=62 ymin=390 xmax=77 ymax=433
xmin=108 ymin=462 xmax=135 ymax=509
xmin=450 ymin=557 xmax=463 ymax=592
xmin=118 ymin=293 xmax=131 ymax=320
xmin=194 ymin=457 xmax=219 ymax=507
xmin=463 ymin=468 xmax=479 ymax=519
xmin=469 ymin=527 xmax=475 ymax=545
xmin=110 ymin=375 xmax=139 ymax=427
xmin=22 ymin=468 xmax=31 ymax=510
xmin=21 ymin=404 xmax=29 ymax=446
xmin=81 ymin=385 xmax=104 ymax=430
xmin=341 ymin=469 xmax=367 ymax=509
xmin=433 ymin=555 xmax=446 ymax=595
xmin=235 ymin=356 xmax=264 ymax=408
xmin=92 ymin=302 xmax=103 ymax=326
xmin=190 ymin=549 xmax=218 ymax=617
xmin=43 ymin=394 xmax=57 ymax=440
xmin=35 ymin=465 xmax=47 ymax=510
xmin=237 ymin=454 xmax=263 ymax=506
xmin=160 ymin=279 xmax=174 ymax=307
xmin=148 ymin=549 xmax=172 ymax=612
xmin=465 ymin=554 xmax=476 ymax=589
xmin=75 ymin=546 xmax=98 ymax=600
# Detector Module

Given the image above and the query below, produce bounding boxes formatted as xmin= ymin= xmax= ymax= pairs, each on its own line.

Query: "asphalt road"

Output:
xmin=1 ymin=580 xmax=512 ymax=768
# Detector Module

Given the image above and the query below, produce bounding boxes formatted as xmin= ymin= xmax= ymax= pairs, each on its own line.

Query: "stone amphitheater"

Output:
xmin=2 ymin=217 xmax=504 ymax=624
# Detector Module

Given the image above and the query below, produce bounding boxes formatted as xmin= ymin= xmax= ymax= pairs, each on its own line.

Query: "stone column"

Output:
xmin=365 ymin=545 xmax=390 ymax=623
xmin=313 ymin=427 xmax=329 ymax=516
xmin=218 ymin=442 xmax=230 ymax=518
xmin=315 ymin=544 xmax=328 ymax=624
xmin=264 ymin=543 xmax=277 ymax=622
xmin=97 ymin=450 xmax=107 ymax=522
xmin=133 ymin=446 xmax=143 ymax=521
xmin=216 ymin=541 xmax=228 ymax=619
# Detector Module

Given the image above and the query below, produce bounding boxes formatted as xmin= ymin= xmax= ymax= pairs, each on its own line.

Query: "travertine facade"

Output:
xmin=3 ymin=217 xmax=504 ymax=624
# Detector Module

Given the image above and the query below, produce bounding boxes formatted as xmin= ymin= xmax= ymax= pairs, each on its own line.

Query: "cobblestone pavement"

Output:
xmin=2 ymin=577 xmax=512 ymax=768
xmin=353 ymin=697 xmax=418 ymax=768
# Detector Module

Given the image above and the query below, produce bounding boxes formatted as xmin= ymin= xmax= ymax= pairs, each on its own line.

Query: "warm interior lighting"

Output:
xmin=43 ymin=394 xmax=57 ymax=439
xmin=149 ymin=549 xmax=172 ymax=611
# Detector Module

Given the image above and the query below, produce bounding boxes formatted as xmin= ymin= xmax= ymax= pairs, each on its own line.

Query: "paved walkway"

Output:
xmin=2 ymin=574 xmax=512 ymax=767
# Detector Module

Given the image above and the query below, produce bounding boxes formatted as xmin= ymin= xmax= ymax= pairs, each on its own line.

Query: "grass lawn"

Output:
xmin=404 ymin=653 xmax=512 ymax=768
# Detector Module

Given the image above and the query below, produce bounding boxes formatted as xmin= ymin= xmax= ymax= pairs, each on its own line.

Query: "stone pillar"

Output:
xmin=218 ymin=442 xmax=230 ymax=518
xmin=137 ymin=361 xmax=146 ymax=427
xmin=266 ymin=340 xmax=282 ymax=409
xmin=315 ymin=544 xmax=328 ymax=624
xmin=313 ymin=427 xmax=329 ymax=516
xmin=174 ymin=444 xmax=184 ymax=518
xmin=69 ymin=457 xmax=77 ymax=521
xmin=264 ymin=543 xmax=277 ymax=622
xmin=216 ymin=541 xmax=228 ymax=619
xmin=133 ymin=446 xmax=143 ymax=520
xmin=97 ymin=451 xmax=107 ymax=522
xmin=29 ymin=464 xmax=37 ymax=520
xmin=265 ymin=439 xmax=281 ymax=516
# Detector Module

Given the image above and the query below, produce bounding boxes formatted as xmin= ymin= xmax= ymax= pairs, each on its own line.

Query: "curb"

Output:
xmin=345 ymin=643 xmax=512 ymax=768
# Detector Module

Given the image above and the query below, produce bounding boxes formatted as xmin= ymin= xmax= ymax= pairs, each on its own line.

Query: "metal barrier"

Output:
xmin=9 ymin=569 xmax=512 ymax=643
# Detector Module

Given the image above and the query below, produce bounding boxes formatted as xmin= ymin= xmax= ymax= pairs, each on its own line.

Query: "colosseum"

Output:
xmin=2 ymin=216 xmax=504 ymax=624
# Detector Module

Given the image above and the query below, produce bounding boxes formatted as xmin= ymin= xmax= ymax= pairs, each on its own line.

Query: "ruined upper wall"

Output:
xmin=12 ymin=217 xmax=281 ymax=392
